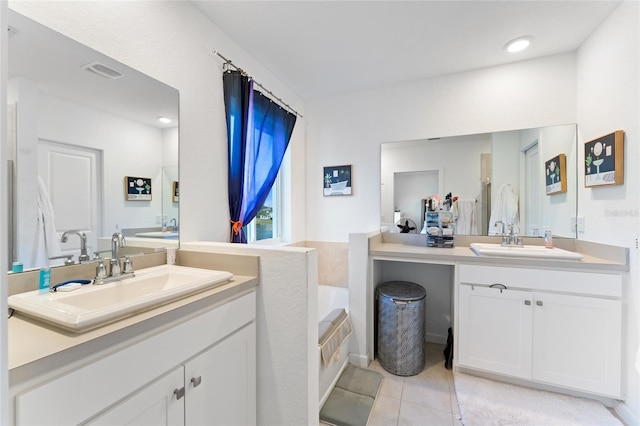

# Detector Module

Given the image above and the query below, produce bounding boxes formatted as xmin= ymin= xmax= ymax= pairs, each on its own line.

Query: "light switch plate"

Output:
xmin=577 ymin=216 xmax=585 ymax=232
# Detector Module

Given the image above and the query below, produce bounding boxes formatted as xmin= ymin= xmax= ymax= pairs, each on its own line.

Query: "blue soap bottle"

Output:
xmin=39 ymin=266 xmax=51 ymax=293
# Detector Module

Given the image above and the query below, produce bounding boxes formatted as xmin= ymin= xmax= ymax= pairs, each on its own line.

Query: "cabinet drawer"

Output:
xmin=459 ymin=264 xmax=621 ymax=297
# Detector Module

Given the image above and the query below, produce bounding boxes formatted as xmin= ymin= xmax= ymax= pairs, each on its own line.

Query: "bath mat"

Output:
xmin=320 ymin=365 xmax=383 ymax=426
xmin=335 ymin=365 xmax=383 ymax=399
xmin=454 ymin=371 xmax=622 ymax=425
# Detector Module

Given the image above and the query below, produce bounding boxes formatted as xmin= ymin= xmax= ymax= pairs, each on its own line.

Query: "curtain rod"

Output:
xmin=213 ymin=50 xmax=303 ymax=118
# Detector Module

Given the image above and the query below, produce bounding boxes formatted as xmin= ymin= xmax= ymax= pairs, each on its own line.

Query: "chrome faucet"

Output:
xmin=507 ymin=222 xmax=516 ymax=246
xmin=169 ymin=218 xmax=178 ymax=232
xmin=94 ymin=233 xmax=134 ymax=285
xmin=60 ymin=230 xmax=91 ymax=263
xmin=111 ymin=232 xmax=126 ymax=276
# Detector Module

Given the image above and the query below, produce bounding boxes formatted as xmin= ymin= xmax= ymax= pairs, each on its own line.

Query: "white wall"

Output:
xmin=305 ymin=53 xmax=577 ymax=242
xmin=576 ymin=1 xmax=639 ymax=422
xmin=8 ymin=0 xmax=306 ymax=244
xmin=181 ymin=242 xmax=319 ymax=426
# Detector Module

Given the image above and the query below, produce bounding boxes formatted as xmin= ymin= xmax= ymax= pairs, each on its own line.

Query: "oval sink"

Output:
xmin=135 ymin=231 xmax=179 ymax=239
xmin=470 ymin=243 xmax=583 ymax=261
xmin=8 ymin=264 xmax=233 ymax=332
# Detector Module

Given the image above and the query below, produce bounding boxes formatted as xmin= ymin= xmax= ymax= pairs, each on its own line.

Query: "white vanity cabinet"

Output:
xmin=89 ymin=323 xmax=256 ymax=426
xmin=12 ymin=291 xmax=257 ymax=426
xmin=457 ymin=264 xmax=622 ymax=398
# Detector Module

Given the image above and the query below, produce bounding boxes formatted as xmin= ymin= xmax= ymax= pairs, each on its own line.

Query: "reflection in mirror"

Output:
xmin=7 ymin=10 xmax=179 ymax=271
xmin=381 ymin=124 xmax=577 ymax=238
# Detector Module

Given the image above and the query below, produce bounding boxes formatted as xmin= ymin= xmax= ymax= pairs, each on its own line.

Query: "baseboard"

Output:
xmin=614 ymin=401 xmax=640 ymax=426
xmin=426 ymin=333 xmax=447 ymax=345
xmin=349 ymin=352 xmax=369 ymax=368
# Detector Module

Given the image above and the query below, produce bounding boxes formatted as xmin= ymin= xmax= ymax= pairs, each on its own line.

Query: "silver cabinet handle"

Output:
xmin=536 ymin=300 xmax=543 ymax=306
xmin=174 ymin=387 xmax=185 ymax=400
xmin=524 ymin=300 xmax=531 ymax=306
xmin=191 ymin=376 xmax=202 ymax=388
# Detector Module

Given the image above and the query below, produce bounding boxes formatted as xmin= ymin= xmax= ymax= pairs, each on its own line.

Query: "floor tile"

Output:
xmin=398 ymin=400 xmax=454 ymax=426
xmin=402 ymin=375 xmax=452 ymax=412
xmin=364 ymin=343 xmax=457 ymax=426
xmin=367 ymin=395 xmax=401 ymax=426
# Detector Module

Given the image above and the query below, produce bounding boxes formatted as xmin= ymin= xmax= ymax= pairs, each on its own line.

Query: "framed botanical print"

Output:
xmin=545 ymin=154 xmax=567 ymax=195
xmin=125 ymin=176 xmax=152 ymax=201
xmin=585 ymin=130 xmax=624 ymax=187
xmin=172 ymin=181 xmax=179 ymax=202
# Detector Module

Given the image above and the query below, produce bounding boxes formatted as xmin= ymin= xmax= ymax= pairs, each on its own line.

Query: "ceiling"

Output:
xmin=8 ymin=9 xmax=179 ymax=129
xmin=191 ymin=1 xmax=620 ymax=101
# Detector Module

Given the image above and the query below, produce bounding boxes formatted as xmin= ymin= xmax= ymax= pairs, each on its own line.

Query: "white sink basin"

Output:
xmin=8 ymin=264 xmax=233 ymax=332
xmin=135 ymin=231 xmax=179 ymax=239
xmin=470 ymin=243 xmax=583 ymax=261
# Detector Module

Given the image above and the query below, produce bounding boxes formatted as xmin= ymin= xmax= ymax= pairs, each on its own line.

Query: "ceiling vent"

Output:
xmin=82 ymin=62 xmax=124 ymax=80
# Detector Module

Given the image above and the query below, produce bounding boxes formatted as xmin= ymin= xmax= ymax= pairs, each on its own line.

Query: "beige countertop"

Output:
xmin=369 ymin=237 xmax=629 ymax=272
xmin=8 ymin=273 xmax=258 ymax=386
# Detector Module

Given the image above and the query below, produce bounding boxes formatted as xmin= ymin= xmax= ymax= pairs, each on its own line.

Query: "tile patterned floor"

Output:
xmin=365 ymin=343 xmax=461 ymax=426
xmin=320 ymin=342 xmax=627 ymax=426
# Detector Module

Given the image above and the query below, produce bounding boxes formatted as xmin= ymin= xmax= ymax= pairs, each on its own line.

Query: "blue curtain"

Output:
xmin=223 ymin=70 xmax=297 ymax=243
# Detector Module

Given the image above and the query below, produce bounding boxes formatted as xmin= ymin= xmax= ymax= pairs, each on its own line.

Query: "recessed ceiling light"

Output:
xmin=505 ymin=36 xmax=533 ymax=53
xmin=158 ymin=117 xmax=172 ymax=124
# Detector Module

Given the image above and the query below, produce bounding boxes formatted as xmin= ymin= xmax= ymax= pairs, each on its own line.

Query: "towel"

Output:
xmin=319 ymin=308 xmax=353 ymax=367
xmin=453 ymin=199 xmax=478 ymax=235
xmin=31 ymin=176 xmax=62 ymax=267
xmin=488 ymin=183 xmax=519 ymax=235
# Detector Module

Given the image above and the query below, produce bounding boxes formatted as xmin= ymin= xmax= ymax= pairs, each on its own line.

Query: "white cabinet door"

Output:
xmin=458 ymin=284 xmax=533 ymax=378
xmin=87 ymin=367 xmax=185 ymax=426
xmin=184 ymin=323 xmax=256 ymax=426
xmin=532 ymin=292 xmax=622 ymax=397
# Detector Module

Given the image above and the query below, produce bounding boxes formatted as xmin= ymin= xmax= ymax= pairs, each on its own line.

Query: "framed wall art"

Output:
xmin=323 ymin=165 xmax=352 ymax=196
xmin=584 ymin=130 xmax=624 ymax=188
xmin=172 ymin=181 xmax=179 ymax=202
xmin=125 ymin=176 xmax=152 ymax=201
xmin=545 ymin=154 xmax=567 ymax=195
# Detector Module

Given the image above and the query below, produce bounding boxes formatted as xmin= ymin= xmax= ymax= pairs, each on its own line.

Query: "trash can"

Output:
xmin=377 ymin=281 xmax=426 ymax=376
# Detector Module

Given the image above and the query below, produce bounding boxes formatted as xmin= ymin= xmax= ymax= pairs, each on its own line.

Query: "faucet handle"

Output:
xmin=110 ymin=258 xmax=121 ymax=276
xmin=95 ymin=260 xmax=108 ymax=280
xmin=122 ymin=256 xmax=134 ymax=274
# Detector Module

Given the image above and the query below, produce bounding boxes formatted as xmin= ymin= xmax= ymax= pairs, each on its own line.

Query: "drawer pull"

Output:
xmin=524 ymin=300 xmax=531 ymax=306
xmin=191 ymin=376 xmax=202 ymax=388
xmin=174 ymin=387 xmax=185 ymax=400
xmin=536 ymin=300 xmax=543 ymax=306
xmin=490 ymin=284 xmax=507 ymax=293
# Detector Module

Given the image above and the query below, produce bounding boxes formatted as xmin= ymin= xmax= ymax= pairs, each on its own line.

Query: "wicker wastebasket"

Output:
xmin=376 ymin=281 xmax=426 ymax=376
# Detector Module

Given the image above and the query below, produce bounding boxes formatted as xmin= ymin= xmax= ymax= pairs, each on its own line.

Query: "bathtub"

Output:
xmin=318 ymin=285 xmax=351 ymax=406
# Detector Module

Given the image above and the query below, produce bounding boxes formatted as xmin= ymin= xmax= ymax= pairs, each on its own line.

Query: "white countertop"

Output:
xmin=8 ymin=274 xmax=258 ymax=385
xmin=369 ymin=241 xmax=629 ymax=272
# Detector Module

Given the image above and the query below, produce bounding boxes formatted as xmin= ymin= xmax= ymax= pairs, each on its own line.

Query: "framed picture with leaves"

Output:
xmin=545 ymin=154 xmax=567 ymax=195
xmin=125 ymin=176 xmax=152 ymax=201
xmin=584 ymin=130 xmax=624 ymax=187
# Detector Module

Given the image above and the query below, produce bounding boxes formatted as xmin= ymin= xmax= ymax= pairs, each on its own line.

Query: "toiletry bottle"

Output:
xmin=39 ymin=266 xmax=51 ymax=293
xmin=544 ymin=228 xmax=553 ymax=249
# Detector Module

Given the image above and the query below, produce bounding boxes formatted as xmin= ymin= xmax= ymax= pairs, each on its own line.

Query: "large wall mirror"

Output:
xmin=381 ymin=124 xmax=577 ymax=238
xmin=7 ymin=10 xmax=179 ymax=271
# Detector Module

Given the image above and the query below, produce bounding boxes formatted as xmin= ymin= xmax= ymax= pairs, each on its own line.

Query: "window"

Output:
xmin=246 ymin=173 xmax=281 ymax=243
